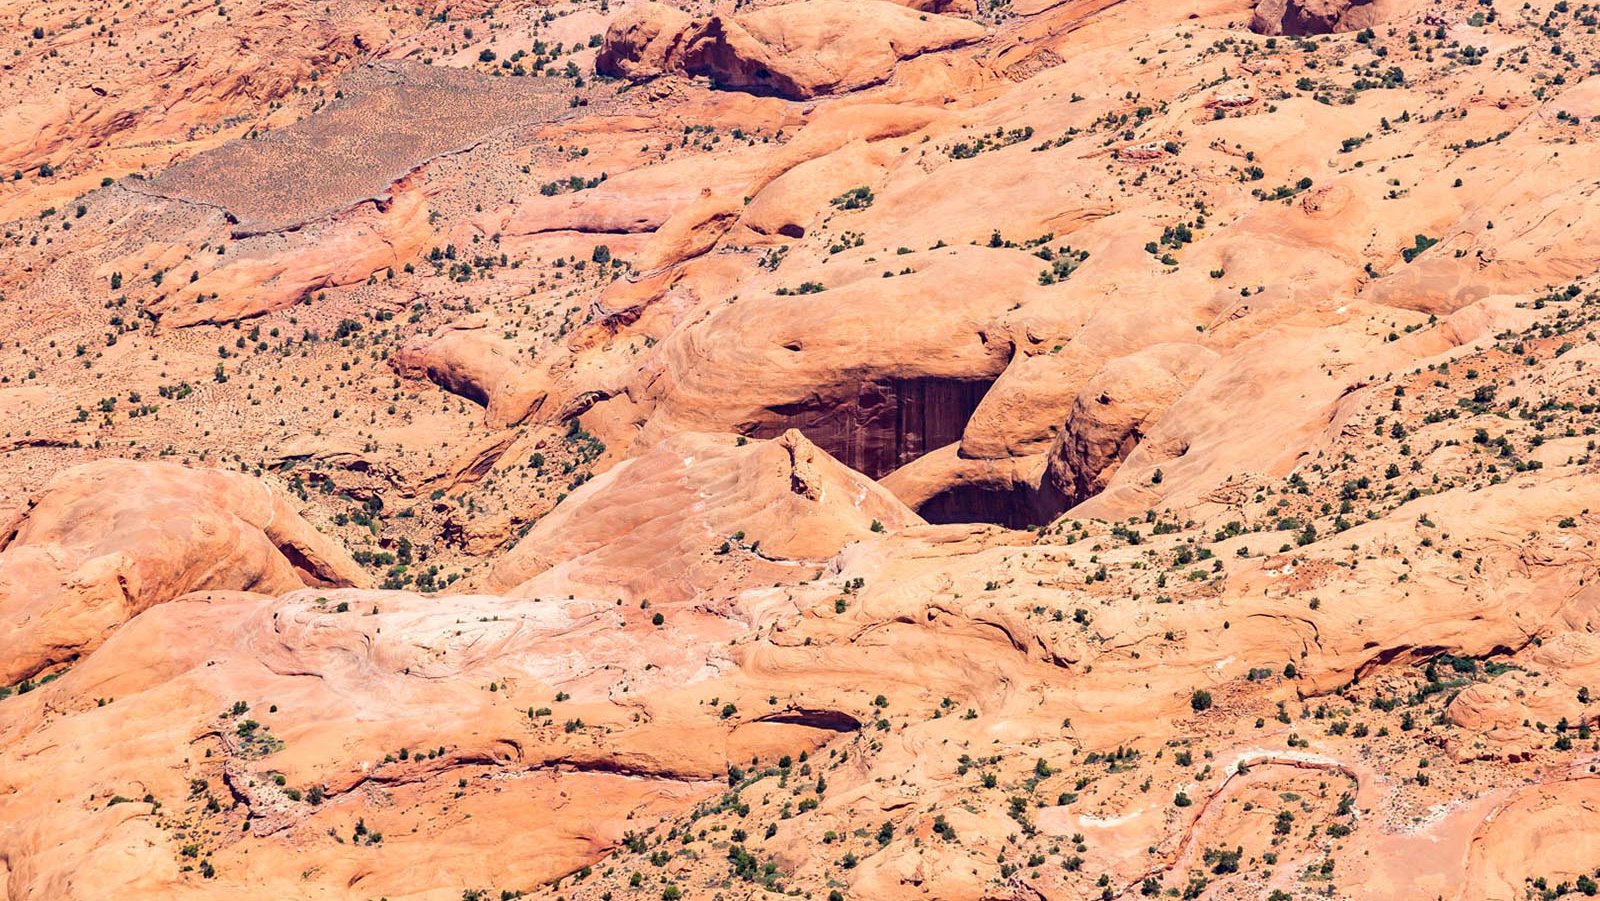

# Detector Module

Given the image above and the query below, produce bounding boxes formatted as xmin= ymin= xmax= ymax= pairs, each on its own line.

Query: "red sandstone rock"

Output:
xmin=597 ymin=0 xmax=985 ymax=99
xmin=392 ymin=317 xmax=548 ymax=427
xmin=0 ymin=460 xmax=368 ymax=684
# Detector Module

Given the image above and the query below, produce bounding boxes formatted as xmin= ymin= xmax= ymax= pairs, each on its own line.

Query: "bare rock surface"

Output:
xmin=7 ymin=0 xmax=1600 ymax=895
xmin=485 ymin=429 xmax=922 ymax=601
xmin=392 ymin=317 xmax=548 ymax=426
xmin=0 ymin=460 xmax=367 ymax=684
xmin=597 ymin=0 xmax=986 ymax=98
xmin=1249 ymin=0 xmax=1395 ymax=35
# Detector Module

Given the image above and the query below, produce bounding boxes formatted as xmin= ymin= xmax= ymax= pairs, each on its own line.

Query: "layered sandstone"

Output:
xmin=0 ymin=460 xmax=368 ymax=684
xmin=596 ymin=0 xmax=986 ymax=99
xmin=4 ymin=0 xmax=1600 ymax=896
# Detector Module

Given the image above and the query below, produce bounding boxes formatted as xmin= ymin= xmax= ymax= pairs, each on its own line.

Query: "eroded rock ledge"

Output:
xmin=596 ymin=0 xmax=985 ymax=99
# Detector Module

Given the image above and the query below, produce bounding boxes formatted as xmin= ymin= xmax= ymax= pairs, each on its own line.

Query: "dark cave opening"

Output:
xmin=745 ymin=375 xmax=1080 ymax=529
xmin=746 ymin=376 xmax=995 ymax=481
xmin=916 ymin=479 xmax=1070 ymax=531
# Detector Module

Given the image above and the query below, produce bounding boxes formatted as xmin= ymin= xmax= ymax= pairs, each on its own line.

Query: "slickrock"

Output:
xmin=6 ymin=0 xmax=1600 ymax=895
xmin=0 ymin=461 xmax=368 ymax=684
xmin=393 ymin=317 xmax=548 ymax=426
xmin=1249 ymin=0 xmax=1401 ymax=35
xmin=1044 ymin=343 xmax=1219 ymax=507
xmin=597 ymin=0 xmax=986 ymax=99
xmin=485 ymin=429 xmax=922 ymax=601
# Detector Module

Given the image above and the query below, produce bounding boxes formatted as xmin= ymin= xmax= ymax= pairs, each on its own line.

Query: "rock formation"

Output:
xmin=1045 ymin=343 xmax=1218 ymax=505
xmin=1249 ymin=0 xmax=1397 ymax=34
xmin=5 ymin=0 xmax=1600 ymax=895
xmin=0 ymin=460 xmax=368 ymax=684
xmin=484 ymin=429 xmax=922 ymax=601
xmin=596 ymin=0 xmax=986 ymax=98
xmin=392 ymin=317 xmax=548 ymax=427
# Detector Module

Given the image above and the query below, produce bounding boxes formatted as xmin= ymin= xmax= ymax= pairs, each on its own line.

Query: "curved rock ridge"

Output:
xmin=1045 ymin=342 xmax=1219 ymax=506
xmin=484 ymin=429 xmax=923 ymax=600
xmin=8 ymin=0 xmax=1600 ymax=894
xmin=0 ymin=460 xmax=368 ymax=684
xmin=597 ymin=0 xmax=986 ymax=99
xmin=392 ymin=316 xmax=549 ymax=427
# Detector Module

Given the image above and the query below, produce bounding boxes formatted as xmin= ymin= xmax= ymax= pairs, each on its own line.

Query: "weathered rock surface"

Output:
xmin=392 ymin=317 xmax=548 ymax=426
xmin=631 ymin=246 xmax=1035 ymax=477
xmin=1249 ymin=0 xmax=1393 ymax=35
xmin=485 ymin=429 xmax=922 ymax=600
xmin=7 ymin=0 xmax=1600 ymax=895
xmin=597 ymin=0 xmax=985 ymax=98
xmin=1045 ymin=343 xmax=1218 ymax=505
xmin=0 ymin=461 xmax=368 ymax=684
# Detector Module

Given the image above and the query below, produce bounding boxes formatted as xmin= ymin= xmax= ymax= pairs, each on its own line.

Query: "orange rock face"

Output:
xmin=484 ymin=429 xmax=922 ymax=601
xmin=597 ymin=0 xmax=985 ymax=99
xmin=1249 ymin=0 xmax=1402 ymax=35
xmin=0 ymin=460 xmax=368 ymax=685
xmin=8 ymin=0 xmax=1600 ymax=896
xmin=392 ymin=316 xmax=549 ymax=427
xmin=1044 ymin=342 xmax=1218 ymax=507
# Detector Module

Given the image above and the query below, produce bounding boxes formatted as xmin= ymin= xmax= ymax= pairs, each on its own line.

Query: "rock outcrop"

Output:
xmin=1249 ymin=0 xmax=1391 ymax=34
xmin=484 ymin=430 xmax=922 ymax=601
xmin=631 ymin=246 xmax=1034 ymax=476
xmin=392 ymin=317 xmax=548 ymax=427
xmin=9 ymin=0 xmax=1600 ymax=895
xmin=1044 ymin=343 xmax=1218 ymax=505
xmin=596 ymin=0 xmax=985 ymax=99
xmin=0 ymin=461 xmax=367 ymax=684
